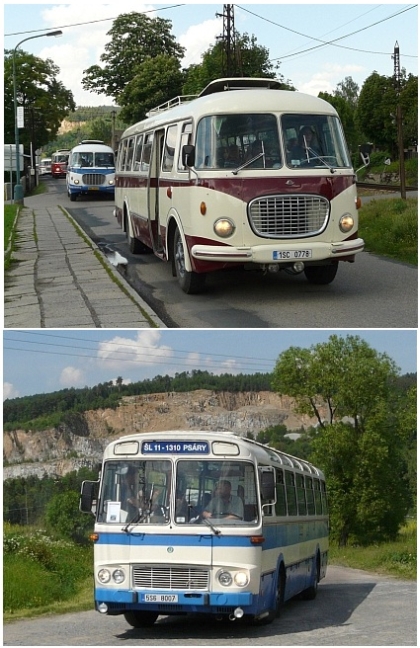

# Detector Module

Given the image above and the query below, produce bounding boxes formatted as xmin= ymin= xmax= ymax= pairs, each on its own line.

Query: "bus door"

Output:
xmin=147 ymin=129 xmax=165 ymax=255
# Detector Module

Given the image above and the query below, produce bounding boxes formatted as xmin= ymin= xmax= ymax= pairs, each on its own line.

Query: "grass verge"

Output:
xmin=329 ymin=518 xmax=416 ymax=580
xmin=358 ymin=197 xmax=417 ymax=265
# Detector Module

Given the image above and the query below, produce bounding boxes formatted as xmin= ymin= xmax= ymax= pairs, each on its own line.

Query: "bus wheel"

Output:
xmin=173 ymin=227 xmax=206 ymax=294
xmin=124 ymin=214 xmax=149 ymax=254
xmin=304 ymin=264 xmax=338 ymax=285
xmin=123 ymin=611 xmax=158 ymax=628
xmin=69 ymin=192 xmax=77 ymax=202
xmin=254 ymin=565 xmax=285 ymax=625
xmin=301 ymin=556 xmax=320 ymax=600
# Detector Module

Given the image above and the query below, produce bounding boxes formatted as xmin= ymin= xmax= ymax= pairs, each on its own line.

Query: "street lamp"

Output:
xmin=13 ymin=30 xmax=63 ymax=204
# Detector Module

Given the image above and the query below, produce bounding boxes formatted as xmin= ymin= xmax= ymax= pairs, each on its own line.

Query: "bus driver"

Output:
xmin=202 ymin=480 xmax=244 ymax=520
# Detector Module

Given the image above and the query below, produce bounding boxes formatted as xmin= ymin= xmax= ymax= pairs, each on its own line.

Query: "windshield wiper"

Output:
xmin=122 ymin=509 xmax=145 ymax=533
xmin=305 ymin=147 xmax=336 ymax=173
xmin=232 ymin=151 xmax=265 ymax=175
xmin=202 ymin=516 xmax=221 ymax=535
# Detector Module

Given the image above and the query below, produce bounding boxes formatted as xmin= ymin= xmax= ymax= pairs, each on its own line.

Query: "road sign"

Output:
xmin=4 ymin=144 xmax=23 ymax=171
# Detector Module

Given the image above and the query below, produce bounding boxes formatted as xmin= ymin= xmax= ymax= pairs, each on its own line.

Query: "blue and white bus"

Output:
xmin=80 ymin=431 xmax=328 ymax=628
xmin=67 ymin=140 xmax=115 ymax=201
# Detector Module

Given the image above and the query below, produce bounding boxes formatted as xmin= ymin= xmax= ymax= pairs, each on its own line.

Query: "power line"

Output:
xmin=4 ymin=4 xmax=186 ymax=38
xmin=236 ymin=4 xmax=418 ymax=61
xmin=4 ymin=332 xmax=276 ymax=371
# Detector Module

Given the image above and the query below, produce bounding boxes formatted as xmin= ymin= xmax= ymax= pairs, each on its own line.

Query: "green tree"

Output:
xmin=356 ymin=71 xmax=418 ymax=155
xmin=119 ymin=54 xmax=185 ymax=123
xmin=183 ymin=34 xmax=294 ymax=95
xmin=272 ymin=334 xmax=411 ymax=545
xmin=45 ymin=491 xmax=93 ymax=543
xmin=82 ymin=12 xmax=184 ymax=103
xmin=4 ymin=50 xmax=75 ymax=155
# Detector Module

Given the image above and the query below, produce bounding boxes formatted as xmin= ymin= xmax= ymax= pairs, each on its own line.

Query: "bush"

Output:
xmin=4 ymin=554 xmax=63 ymax=612
xmin=3 ymin=527 xmax=93 ymax=613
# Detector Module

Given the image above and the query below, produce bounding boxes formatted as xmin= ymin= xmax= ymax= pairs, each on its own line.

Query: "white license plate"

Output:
xmin=142 ymin=594 xmax=179 ymax=603
xmin=273 ymin=250 xmax=312 ymax=260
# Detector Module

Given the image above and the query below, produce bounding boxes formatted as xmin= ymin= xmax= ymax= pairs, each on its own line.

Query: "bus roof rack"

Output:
xmin=146 ymin=95 xmax=198 ymax=117
xmin=199 ymin=77 xmax=284 ymax=97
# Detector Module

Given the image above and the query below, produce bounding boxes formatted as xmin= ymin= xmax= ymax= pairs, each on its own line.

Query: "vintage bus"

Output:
xmin=67 ymin=140 xmax=115 ymax=201
xmin=80 ymin=431 xmax=329 ymax=628
xmin=51 ymin=149 xmax=70 ymax=179
xmin=114 ymin=77 xmax=364 ymax=294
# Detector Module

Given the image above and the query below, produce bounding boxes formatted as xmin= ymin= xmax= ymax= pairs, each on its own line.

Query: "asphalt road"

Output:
xmin=4 ymin=566 xmax=416 ymax=646
xmin=52 ymin=178 xmax=417 ymax=328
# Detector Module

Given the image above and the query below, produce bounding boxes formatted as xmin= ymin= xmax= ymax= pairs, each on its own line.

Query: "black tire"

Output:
xmin=304 ymin=263 xmax=338 ymax=285
xmin=301 ymin=556 xmax=320 ymax=600
xmin=69 ymin=192 xmax=77 ymax=202
xmin=125 ymin=214 xmax=149 ymax=254
xmin=173 ymin=226 xmax=206 ymax=294
xmin=253 ymin=565 xmax=285 ymax=625
xmin=123 ymin=611 xmax=158 ymax=628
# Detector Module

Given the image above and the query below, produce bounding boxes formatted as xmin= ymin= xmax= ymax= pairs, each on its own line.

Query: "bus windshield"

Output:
xmin=98 ymin=459 xmax=258 ymax=526
xmin=195 ymin=113 xmax=282 ymax=170
xmin=70 ymin=152 xmax=115 ymax=168
xmin=282 ymin=113 xmax=351 ymax=169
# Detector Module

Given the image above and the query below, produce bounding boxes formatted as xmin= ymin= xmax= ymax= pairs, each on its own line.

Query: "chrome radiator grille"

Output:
xmin=82 ymin=173 xmax=106 ymax=186
xmin=248 ymin=194 xmax=329 ymax=238
xmin=132 ymin=566 xmax=209 ymax=590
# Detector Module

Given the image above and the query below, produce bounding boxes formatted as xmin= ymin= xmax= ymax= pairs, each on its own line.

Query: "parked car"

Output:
xmin=38 ymin=158 xmax=52 ymax=175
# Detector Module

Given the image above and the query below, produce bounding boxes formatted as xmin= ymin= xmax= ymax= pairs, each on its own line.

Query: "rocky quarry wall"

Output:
xmin=3 ymin=390 xmax=318 ymax=479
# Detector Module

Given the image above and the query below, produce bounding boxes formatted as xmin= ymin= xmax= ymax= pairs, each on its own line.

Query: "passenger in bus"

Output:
xmin=223 ymin=144 xmax=240 ymax=168
xmin=202 ymin=480 xmax=244 ymax=519
xmin=121 ymin=466 xmax=142 ymax=516
xmin=289 ymin=126 xmax=320 ymax=164
xmin=175 ymin=490 xmax=189 ymax=520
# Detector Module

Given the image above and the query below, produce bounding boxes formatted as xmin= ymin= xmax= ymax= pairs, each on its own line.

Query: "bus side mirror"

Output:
xmin=182 ymin=144 xmax=195 ymax=167
xmin=259 ymin=468 xmax=275 ymax=501
xmin=80 ymin=480 xmax=99 ymax=514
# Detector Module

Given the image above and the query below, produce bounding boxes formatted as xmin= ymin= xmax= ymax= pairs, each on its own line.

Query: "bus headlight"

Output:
xmin=98 ymin=569 xmax=111 ymax=584
xmin=108 ymin=179 xmax=115 ymax=186
xmin=339 ymin=213 xmax=354 ymax=232
xmin=234 ymin=572 xmax=249 ymax=587
xmin=112 ymin=569 xmax=125 ymax=584
xmin=217 ymin=570 xmax=233 ymax=586
xmin=214 ymin=218 xmax=235 ymax=238
xmin=73 ymin=179 xmax=80 ymax=185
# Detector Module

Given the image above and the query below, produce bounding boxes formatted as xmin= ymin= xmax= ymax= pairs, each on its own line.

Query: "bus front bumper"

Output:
xmin=95 ymin=587 xmax=254 ymax=613
xmin=191 ymin=238 xmax=364 ymax=264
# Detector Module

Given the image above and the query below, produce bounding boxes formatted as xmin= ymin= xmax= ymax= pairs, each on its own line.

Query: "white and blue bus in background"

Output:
xmin=80 ymin=431 xmax=329 ymax=628
xmin=67 ymin=140 xmax=115 ymax=201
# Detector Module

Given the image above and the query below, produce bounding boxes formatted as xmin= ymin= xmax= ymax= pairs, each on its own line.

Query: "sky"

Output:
xmin=3 ymin=329 xmax=417 ymax=399
xmin=3 ymin=2 xmax=418 ymax=107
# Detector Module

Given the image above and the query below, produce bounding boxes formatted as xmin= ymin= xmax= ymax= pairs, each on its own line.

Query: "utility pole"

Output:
xmin=393 ymin=41 xmax=406 ymax=199
xmin=216 ymin=5 xmax=241 ymax=77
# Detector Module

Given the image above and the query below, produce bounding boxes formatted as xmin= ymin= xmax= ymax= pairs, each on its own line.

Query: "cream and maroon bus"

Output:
xmin=114 ymin=78 xmax=364 ymax=294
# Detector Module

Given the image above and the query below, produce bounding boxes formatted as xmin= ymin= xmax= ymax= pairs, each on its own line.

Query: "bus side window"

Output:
xmin=305 ymin=476 xmax=315 ymax=515
xmin=133 ymin=135 xmax=143 ymax=171
xmin=162 ymin=124 xmax=178 ymax=173
xmin=178 ymin=122 xmax=192 ymax=171
xmin=141 ymin=133 xmax=153 ymax=173
xmin=314 ymin=479 xmax=322 ymax=514
xmin=285 ymin=471 xmax=297 ymax=516
xmin=296 ymin=474 xmax=307 ymax=515
xmin=321 ymin=481 xmax=328 ymax=514
xmin=125 ymin=137 xmax=135 ymax=172
xmin=118 ymin=140 xmax=128 ymax=172
xmin=275 ymin=469 xmax=287 ymax=516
